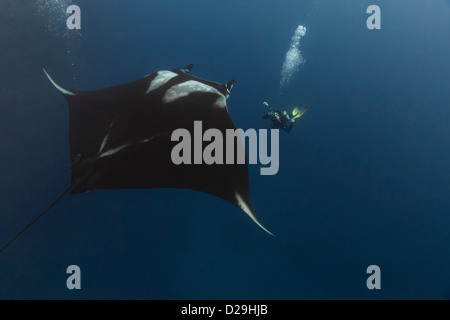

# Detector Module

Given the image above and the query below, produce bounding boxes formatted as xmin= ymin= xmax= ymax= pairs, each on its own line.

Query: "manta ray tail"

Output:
xmin=0 ymin=186 xmax=73 ymax=254
xmin=0 ymin=70 xmax=77 ymax=253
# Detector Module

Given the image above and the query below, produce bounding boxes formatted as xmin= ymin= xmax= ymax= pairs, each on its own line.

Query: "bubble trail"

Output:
xmin=279 ymin=25 xmax=307 ymax=95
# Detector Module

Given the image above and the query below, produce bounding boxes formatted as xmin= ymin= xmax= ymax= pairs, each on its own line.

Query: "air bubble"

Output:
xmin=279 ymin=25 xmax=307 ymax=94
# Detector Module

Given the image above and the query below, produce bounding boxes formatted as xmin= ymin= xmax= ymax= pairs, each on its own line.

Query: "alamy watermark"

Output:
xmin=366 ymin=265 xmax=381 ymax=290
xmin=171 ymin=121 xmax=280 ymax=176
xmin=64 ymin=4 xmax=381 ymax=31
xmin=66 ymin=265 xmax=81 ymax=290
xmin=66 ymin=5 xmax=81 ymax=30
xmin=367 ymin=5 xmax=381 ymax=30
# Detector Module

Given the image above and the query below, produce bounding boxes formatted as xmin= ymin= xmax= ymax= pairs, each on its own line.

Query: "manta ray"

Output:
xmin=0 ymin=65 xmax=272 ymax=253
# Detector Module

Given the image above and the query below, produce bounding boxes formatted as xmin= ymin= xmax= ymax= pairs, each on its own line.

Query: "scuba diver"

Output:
xmin=262 ymin=101 xmax=307 ymax=133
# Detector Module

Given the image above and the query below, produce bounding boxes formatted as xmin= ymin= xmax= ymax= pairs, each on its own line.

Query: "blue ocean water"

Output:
xmin=1 ymin=0 xmax=450 ymax=299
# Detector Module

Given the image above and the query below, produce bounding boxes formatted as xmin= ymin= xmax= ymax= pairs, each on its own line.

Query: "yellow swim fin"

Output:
xmin=292 ymin=107 xmax=307 ymax=120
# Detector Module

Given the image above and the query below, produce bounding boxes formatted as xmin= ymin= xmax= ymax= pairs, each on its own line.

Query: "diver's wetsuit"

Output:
xmin=263 ymin=103 xmax=295 ymax=133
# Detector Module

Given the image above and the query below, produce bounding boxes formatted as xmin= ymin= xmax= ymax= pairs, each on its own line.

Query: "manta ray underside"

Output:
xmin=0 ymin=64 xmax=272 ymax=253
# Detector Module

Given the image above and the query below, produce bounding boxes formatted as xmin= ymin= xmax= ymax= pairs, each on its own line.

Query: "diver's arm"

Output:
xmin=263 ymin=101 xmax=273 ymax=111
xmin=285 ymin=121 xmax=294 ymax=133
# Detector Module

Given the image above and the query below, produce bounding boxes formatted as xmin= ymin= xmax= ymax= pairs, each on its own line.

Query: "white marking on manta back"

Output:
xmin=43 ymin=69 xmax=76 ymax=96
xmin=98 ymin=144 xmax=129 ymax=159
xmin=145 ymin=71 xmax=178 ymax=94
xmin=98 ymin=135 xmax=162 ymax=159
xmin=213 ymin=95 xmax=227 ymax=109
xmin=98 ymin=121 xmax=115 ymax=154
xmin=98 ymin=134 xmax=109 ymax=154
xmin=162 ymin=80 xmax=225 ymax=107
xmin=235 ymin=192 xmax=274 ymax=236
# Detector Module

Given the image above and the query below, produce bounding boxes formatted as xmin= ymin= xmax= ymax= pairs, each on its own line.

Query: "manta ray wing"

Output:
xmin=45 ymin=66 xmax=272 ymax=235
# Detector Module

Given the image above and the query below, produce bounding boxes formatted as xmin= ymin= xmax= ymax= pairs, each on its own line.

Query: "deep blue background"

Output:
xmin=1 ymin=0 xmax=450 ymax=299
